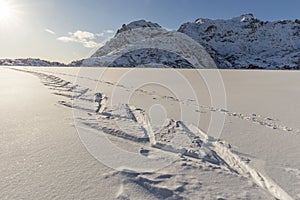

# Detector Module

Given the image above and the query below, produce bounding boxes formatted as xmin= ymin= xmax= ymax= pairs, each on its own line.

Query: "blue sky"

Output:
xmin=0 ymin=0 xmax=299 ymax=63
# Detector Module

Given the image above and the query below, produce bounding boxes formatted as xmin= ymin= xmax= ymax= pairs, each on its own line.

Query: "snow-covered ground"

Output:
xmin=1 ymin=66 xmax=300 ymax=199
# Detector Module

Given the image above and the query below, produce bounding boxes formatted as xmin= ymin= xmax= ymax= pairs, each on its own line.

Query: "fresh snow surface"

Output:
xmin=1 ymin=66 xmax=300 ymax=199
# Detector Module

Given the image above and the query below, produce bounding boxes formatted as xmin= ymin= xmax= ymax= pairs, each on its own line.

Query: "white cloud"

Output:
xmin=57 ymin=29 xmax=114 ymax=48
xmin=45 ymin=28 xmax=55 ymax=35
xmin=57 ymin=36 xmax=76 ymax=42
xmin=83 ymin=41 xmax=103 ymax=48
xmin=73 ymin=30 xmax=95 ymax=40
xmin=57 ymin=30 xmax=95 ymax=42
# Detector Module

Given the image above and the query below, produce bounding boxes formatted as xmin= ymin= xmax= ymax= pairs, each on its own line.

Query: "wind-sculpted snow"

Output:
xmin=10 ymin=67 xmax=298 ymax=199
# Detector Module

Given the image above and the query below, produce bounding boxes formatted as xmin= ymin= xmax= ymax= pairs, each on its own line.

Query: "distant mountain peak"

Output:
xmin=116 ymin=19 xmax=161 ymax=35
xmin=239 ymin=13 xmax=255 ymax=22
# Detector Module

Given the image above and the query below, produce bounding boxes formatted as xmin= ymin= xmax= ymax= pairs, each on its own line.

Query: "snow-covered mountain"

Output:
xmin=83 ymin=20 xmax=216 ymax=68
xmin=85 ymin=15 xmax=300 ymax=69
xmin=116 ymin=19 xmax=161 ymax=35
xmin=179 ymin=14 xmax=300 ymax=69
xmin=0 ymin=58 xmax=65 ymax=66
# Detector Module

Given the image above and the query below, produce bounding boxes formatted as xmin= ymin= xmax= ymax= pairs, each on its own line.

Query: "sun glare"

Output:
xmin=0 ymin=1 xmax=12 ymax=19
xmin=0 ymin=0 xmax=17 ymax=24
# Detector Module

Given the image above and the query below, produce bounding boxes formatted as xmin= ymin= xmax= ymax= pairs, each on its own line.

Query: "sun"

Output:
xmin=0 ymin=0 xmax=15 ymax=21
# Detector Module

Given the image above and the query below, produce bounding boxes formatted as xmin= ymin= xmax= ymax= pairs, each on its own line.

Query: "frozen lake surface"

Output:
xmin=1 ymin=66 xmax=300 ymax=199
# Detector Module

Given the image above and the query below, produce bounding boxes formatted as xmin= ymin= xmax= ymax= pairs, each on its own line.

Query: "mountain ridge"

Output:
xmin=0 ymin=58 xmax=66 ymax=66
xmin=85 ymin=14 xmax=300 ymax=69
xmin=178 ymin=13 xmax=300 ymax=69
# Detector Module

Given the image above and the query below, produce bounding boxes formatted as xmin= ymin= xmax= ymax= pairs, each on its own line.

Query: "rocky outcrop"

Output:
xmin=178 ymin=14 xmax=300 ymax=69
